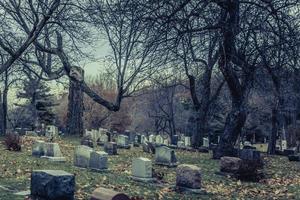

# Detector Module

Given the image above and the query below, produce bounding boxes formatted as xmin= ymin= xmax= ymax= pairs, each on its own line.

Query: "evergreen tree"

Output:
xmin=16 ymin=77 xmax=56 ymax=129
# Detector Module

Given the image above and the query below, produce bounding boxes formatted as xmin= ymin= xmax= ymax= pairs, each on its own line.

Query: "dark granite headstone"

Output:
xmin=31 ymin=170 xmax=75 ymax=200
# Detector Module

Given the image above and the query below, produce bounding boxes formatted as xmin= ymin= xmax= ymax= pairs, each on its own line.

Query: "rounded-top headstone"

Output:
xmin=176 ymin=164 xmax=201 ymax=189
xmin=90 ymin=187 xmax=130 ymax=200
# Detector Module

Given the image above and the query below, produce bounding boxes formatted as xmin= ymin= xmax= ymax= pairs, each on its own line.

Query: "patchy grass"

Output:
xmin=0 ymin=136 xmax=299 ymax=200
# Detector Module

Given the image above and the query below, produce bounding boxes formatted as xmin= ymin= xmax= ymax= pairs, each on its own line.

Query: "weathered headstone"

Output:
xmin=74 ymin=145 xmax=94 ymax=168
xmin=129 ymin=131 xmax=136 ymax=144
xmin=288 ymin=154 xmax=300 ymax=161
xmin=282 ymin=140 xmax=287 ymax=150
xmin=104 ymin=142 xmax=118 ymax=155
xmin=184 ymin=137 xmax=191 ymax=147
xmin=31 ymin=170 xmax=75 ymax=200
xmin=135 ymin=134 xmax=142 ymax=144
xmin=149 ymin=134 xmax=155 ymax=143
xmin=100 ymin=134 xmax=109 ymax=144
xmin=43 ymin=143 xmax=63 ymax=157
xmin=220 ymin=157 xmax=243 ymax=173
xmin=163 ymin=139 xmax=170 ymax=146
xmin=176 ymin=164 xmax=202 ymax=192
xmin=90 ymin=187 xmax=130 ymax=200
xmin=284 ymin=148 xmax=296 ymax=156
xmin=203 ymin=137 xmax=209 ymax=148
xmin=177 ymin=141 xmax=185 ymax=148
xmin=142 ymin=142 xmax=155 ymax=154
xmin=155 ymin=146 xmax=178 ymax=167
xmin=45 ymin=125 xmax=58 ymax=138
xmin=41 ymin=142 xmax=66 ymax=162
xmin=117 ymin=135 xmax=130 ymax=149
xmin=155 ymin=135 xmax=163 ymax=144
xmin=89 ymin=151 xmax=108 ymax=171
xmin=81 ymin=135 xmax=94 ymax=148
xmin=171 ymin=135 xmax=178 ymax=145
xmin=32 ymin=140 xmax=45 ymax=157
xmin=131 ymin=157 xmax=154 ymax=182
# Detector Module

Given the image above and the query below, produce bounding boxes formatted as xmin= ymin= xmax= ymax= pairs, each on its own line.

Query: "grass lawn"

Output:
xmin=0 ymin=136 xmax=300 ymax=200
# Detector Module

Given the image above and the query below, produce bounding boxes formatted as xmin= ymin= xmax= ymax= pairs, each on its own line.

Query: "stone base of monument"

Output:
xmin=117 ymin=145 xmax=131 ymax=149
xmin=288 ymin=154 xmax=300 ymax=161
xmin=131 ymin=176 xmax=156 ymax=182
xmin=155 ymin=161 xmax=179 ymax=167
xmin=41 ymin=156 xmax=66 ymax=162
xmin=198 ymin=147 xmax=209 ymax=153
xmin=90 ymin=168 xmax=110 ymax=172
xmin=175 ymin=186 xmax=207 ymax=194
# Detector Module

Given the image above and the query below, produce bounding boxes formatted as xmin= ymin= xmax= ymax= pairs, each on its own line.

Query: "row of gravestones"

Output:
xmin=30 ymin=141 xmax=203 ymax=199
xmin=30 ymin=162 xmax=202 ymax=200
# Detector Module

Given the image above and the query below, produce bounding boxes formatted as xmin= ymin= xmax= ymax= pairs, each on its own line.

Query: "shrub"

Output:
xmin=4 ymin=132 xmax=22 ymax=151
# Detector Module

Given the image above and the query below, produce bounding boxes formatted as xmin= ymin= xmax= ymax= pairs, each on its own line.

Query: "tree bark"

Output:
xmin=215 ymin=98 xmax=247 ymax=158
xmin=268 ymin=107 xmax=278 ymax=154
xmin=66 ymin=67 xmax=84 ymax=136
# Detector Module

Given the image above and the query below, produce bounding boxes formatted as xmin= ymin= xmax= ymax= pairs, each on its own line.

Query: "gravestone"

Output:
xmin=117 ymin=135 xmax=130 ymax=149
xmin=176 ymin=164 xmax=202 ymax=192
xmin=74 ymin=145 xmax=94 ymax=168
xmin=184 ymin=137 xmax=191 ymax=147
xmin=220 ymin=157 xmax=243 ymax=173
xmin=104 ymin=142 xmax=117 ymax=155
xmin=45 ymin=125 xmax=58 ymax=138
xmin=155 ymin=135 xmax=163 ymax=144
xmin=81 ymin=135 xmax=94 ymax=148
xmin=32 ymin=140 xmax=45 ymax=157
xmin=100 ymin=134 xmax=109 ymax=144
xmin=155 ymin=146 xmax=178 ymax=167
xmin=41 ymin=143 xmax=66 ymax=162
xmin=31 ymin=170 xmax=75 ymax=200
xmin=284 ymin=148 xmax=296 ymax=156
xmin=149 ymin=134 xmax=155 ymax=143
xmin=129 ymin=131 xmax=136 ymax=144
xmin=288 ymin=154 xmax=300 ymax=161
xmin=131 ymin=157 xmax=154 ymax=182
xmin=43 ymin=143 xmax=62 ymax=157
xmin=141 ymin=135 xmax=147 ymax=143
xmin=177 ymin=141 xmax=185 ymax=148
xmin=142 ymin=142 xmax=155 ymax=154
xmin=90 ymin=187 xmax=130 ymax=200
xmin=282 ymin=140 xmax=287 ymax=150
xmin=135 ymin=134 xmax=142 ymax=144
xmin=171 ymin=135 xmax=178 ymax=145
xmin=163 ymin=139 xmax=170 ymax=146
xmin=89 ymin=151 xmax=108 ymax=171
xmin=203 ymin=138 xmax=209 ymax=148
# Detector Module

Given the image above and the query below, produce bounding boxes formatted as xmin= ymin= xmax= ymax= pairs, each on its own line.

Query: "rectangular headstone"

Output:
xmin=184 ymin=137 xmax=191 ymax=147
xmin=155 ymin=146 xmax=177 ymax=167
xmin=117 ymin=135 xmax=129 ymax=148
xmin=104 ymin=142 xmax=117 ymax=155
xmin=31 ymin=170 xmax=75 ymax=200
xmin=132 ymin=157 xmax=152 ymax=179
xmin=74 ymin=145 xmax=94 ymax=168
xmin=203 ymin=138 xmax=209 ymax=148
xmin=155 ymin=135 xmax=163 ymax=144
xmin=89 ymin=151 xmax=108 ymax=170
xmin=32 ymin=140 xmax=45 ymax=157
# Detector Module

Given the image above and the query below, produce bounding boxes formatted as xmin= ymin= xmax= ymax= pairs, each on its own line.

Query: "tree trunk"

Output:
xmin=268 ymin=108 xmax=278 ymax=154
xmin=215 ymin=98 xmax=247 ymax=158
xmin=0 ymin=90 xmax=3 ymax=135
xmin=192 ymin=110 xmax=207 ymax=147
xmin=2 ymin=87 xmax=8 ymax=134
xmin=66 ymin=67 xmax=84 ymax=136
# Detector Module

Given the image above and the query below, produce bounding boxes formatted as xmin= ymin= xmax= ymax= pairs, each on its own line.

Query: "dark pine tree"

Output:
xmin=17 ymin=78 xmax=56 ymax=130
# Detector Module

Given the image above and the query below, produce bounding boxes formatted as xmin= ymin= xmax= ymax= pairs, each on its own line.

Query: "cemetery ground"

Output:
xmin=0 ymin=137 xmax=300 ymax=200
